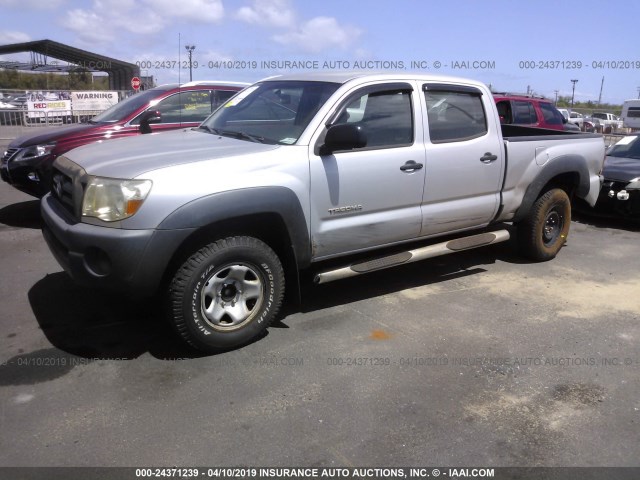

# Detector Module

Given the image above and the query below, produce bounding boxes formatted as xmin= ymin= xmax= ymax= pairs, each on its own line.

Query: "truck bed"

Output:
xmin=497 ymin=124 xmax=605 ymax=220
xmin=501 ymin=124 xmax=601 ymax=140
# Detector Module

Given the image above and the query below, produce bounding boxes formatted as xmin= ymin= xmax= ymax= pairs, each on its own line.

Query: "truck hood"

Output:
xmin=63 ymin=128 xmax=281 ymax=178
xmin=602 ymin=155 xmax=640 ymax=183
xmin=10 ymin=124 xmax=97 ymax=147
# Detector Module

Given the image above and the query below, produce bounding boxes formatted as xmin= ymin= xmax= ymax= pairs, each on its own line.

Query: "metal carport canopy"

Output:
xmin=0 ymin=39 xmax=140 ymax=90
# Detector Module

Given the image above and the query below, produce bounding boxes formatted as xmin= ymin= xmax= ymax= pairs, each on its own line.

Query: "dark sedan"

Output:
xmin=595 ymin=134 xmax=640 ymax=217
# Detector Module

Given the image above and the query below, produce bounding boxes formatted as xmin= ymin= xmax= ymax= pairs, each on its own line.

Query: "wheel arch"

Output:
xmin=513 ymin=155 xmax=588 ymax=223
xmin=158 ymin=187 xmax=310 ymax=303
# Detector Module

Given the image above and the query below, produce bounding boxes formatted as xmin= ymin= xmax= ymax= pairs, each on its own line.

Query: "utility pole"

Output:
xmin=597 ymin=76 xmax=604 ymax=106
xmin=554 ymin=90 xmax=559 ymax=105
xmin=185 ymin=45 xmax=196 ymax=82
xmin=637 ymin=86 xmax=640 ymax=99
xmin=570 ymin=79 xmax=578 ymax=109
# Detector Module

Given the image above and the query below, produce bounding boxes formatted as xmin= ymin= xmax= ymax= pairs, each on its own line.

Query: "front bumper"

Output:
xmin=1 ymin=151 xmax=52 ymax=197
xmin=594 ymin=180 xmax=640 ymax=217
xmin=41 ymin=194 xmax=195 ymax=296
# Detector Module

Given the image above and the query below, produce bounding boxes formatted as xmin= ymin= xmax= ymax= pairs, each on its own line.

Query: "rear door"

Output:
xmin=309 ymin=82 xmax=426 ymax=258
xmin=420 ymin=83 xmax=504 ymax=236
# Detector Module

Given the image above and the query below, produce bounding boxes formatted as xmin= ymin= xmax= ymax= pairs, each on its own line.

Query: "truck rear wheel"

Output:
xmin=168 ymin=236 xmax=285 ymax=352
xmin=517 ymin=188 xmax=571 ymax=261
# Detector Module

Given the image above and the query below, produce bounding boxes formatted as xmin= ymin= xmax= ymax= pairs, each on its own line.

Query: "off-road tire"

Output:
xmin=169 ymin=236 xmax=284 ymax=352
xmin=517 ymin=188 xmax=571 ymax=261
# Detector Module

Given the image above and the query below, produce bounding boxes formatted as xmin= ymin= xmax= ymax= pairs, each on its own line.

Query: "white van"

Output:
xmin=621 ymin=99 xmax=640 ymax=129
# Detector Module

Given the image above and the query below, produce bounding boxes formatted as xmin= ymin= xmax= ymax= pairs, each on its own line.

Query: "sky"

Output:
xmin=0 ymin=0 xmax=639 ymax=104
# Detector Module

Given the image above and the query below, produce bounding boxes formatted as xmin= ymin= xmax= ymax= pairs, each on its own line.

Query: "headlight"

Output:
xmin=627 ymin=177 xmax=640 ymax=190
xmin=82 ymin=177 xmax=152 ymax=222
xmin=13 ymin=143 xmax=56 ymax=162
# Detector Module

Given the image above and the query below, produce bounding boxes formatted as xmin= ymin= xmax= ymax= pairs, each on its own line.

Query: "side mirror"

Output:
xmin=320 ymin=123 xmax=367 ymax=155
xmin=139 ymin=110 xmax=161 ymax=134
xmin=562 ymin=116 xmax=568 ymax=124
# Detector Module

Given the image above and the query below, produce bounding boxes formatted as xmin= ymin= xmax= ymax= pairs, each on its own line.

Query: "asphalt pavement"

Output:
xmin=0 ymin=180 xmax=639 ymax=468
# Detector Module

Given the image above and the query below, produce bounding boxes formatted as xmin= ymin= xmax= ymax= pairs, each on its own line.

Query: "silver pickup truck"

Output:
xmin=40 ymin=72 xmax=605 ymax=351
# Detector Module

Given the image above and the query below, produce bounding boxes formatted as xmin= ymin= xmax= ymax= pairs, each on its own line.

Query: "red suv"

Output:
xmin=493 ymin=94 xmax=575 ymax=131
xmin=1 ymin=81 xmax=248 ymax=197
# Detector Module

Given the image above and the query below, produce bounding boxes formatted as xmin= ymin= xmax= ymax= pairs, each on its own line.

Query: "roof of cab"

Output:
xmin=258 ymin=71 xmax=489 ymax=88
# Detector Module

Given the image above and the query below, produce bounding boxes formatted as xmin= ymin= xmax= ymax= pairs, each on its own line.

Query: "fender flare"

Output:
xmin=158 ymin=186 xmax=311 ymax=267
xmin=512 ymin=154 xmax=591 ymax=223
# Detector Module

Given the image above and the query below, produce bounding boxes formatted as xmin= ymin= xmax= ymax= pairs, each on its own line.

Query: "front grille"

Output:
xmin=51 ymin=168 xmax=75 ymax=216
xmin=1 ymin=147 xmax=20 ymax=165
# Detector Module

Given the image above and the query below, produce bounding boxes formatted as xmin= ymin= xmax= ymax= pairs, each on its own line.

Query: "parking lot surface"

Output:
xmin=0 ymin=180 xmax=638 ymax=467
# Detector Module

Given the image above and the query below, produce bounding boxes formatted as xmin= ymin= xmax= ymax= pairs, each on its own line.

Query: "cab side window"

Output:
xmin=513 ymin=100 xmax=537 ymax=124
xmin=158 ymin=91 xmax=212 ymax=123
xmin=425 ymin=88 xmax=487 ymax=143
xmin=332 ymin=89 xmax=414 ymax=149
xmin=539 ymin=103 xmax=563 ymax=126
xmin=132 ymin=90 xmax=215 ymax=125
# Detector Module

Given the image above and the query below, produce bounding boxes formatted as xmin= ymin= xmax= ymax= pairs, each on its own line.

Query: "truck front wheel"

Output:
xmin=168 ymin=236 xmax=285 ymax=351
xmin=517 ymin=188 xmax=571 ymax=261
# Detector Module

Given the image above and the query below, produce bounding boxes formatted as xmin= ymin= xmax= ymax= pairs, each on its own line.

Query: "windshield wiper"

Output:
xmin=199 ymin=126 xmax=274 ymax=144
xmin=197 ymin=125 xmax=221 ymax=134
xmin=218 ymin=130 xmax=267 ymax=143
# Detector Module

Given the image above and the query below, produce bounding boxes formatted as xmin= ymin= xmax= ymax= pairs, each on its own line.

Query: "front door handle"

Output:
xmin=400 ymin=160 xmax=424 ymax=172
xmin=480 ymin=152 xmax=498 ymax=163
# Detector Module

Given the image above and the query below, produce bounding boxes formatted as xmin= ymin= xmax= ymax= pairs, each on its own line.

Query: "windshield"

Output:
xmin=91 ymin=89 xmax=171 ymax=123
xmin=200 ymin=81 xmax=340 ymax=144
xmin=607 ymin=136 xmax=640 ymax=159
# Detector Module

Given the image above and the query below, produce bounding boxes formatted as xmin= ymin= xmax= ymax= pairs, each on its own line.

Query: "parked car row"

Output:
xmin=557 ymin=109 xmax=603 ymax=133
xmin=1 ymin=81 xmax=248 ymax=196
xmin=557 ymin=108 xmax=624 ymax=133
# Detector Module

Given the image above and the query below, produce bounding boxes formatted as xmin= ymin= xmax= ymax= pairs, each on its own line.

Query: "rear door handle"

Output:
xmin=400 ymin=160 xmax=424 ymax=172
xmin=480 ymin=152 xmax=498 ymax=163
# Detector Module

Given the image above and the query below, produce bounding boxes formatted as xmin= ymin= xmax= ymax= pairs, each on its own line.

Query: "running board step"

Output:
xmin=313 ymin=230 xmax=510 ymax=284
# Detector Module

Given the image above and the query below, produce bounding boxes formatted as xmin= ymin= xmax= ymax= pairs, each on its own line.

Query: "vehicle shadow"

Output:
xmin=27 ymin=272 xmax=209 ymax=361
xmin=0 ymin=199 xmax=42 ymax=229
xmin=27 ymin=240 xmax=519 ymax=360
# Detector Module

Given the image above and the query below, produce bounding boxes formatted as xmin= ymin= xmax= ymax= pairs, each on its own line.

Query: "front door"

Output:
xmin=309 ymin=83 xmax=426 ymax=259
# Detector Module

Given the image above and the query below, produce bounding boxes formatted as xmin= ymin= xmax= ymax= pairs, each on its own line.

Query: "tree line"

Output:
xmin=0 ymin=69 xmax=110 ymax=91
xmin=555 ymin=95 xmax=622 ymax=114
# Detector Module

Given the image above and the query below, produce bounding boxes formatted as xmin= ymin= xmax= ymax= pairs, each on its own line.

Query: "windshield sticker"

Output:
xmin=616 ymin=136 xmax=637 ymax=146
